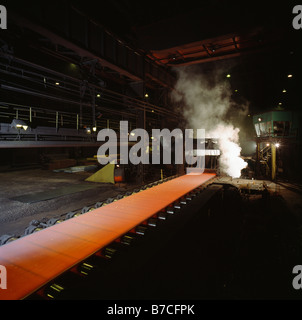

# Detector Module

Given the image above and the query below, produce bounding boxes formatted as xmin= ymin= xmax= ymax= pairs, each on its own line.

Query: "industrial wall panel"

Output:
xmin=88 ymin=22 xmax=104 ymax=56
xmin=104 ymin=32 xmax=115 ymax=63
xmin=136 ymin=55 xmax=144 ymax=79
xmin=70 ymin=8 xmax=88 ymax=47
xmin=128 ymin=50 xmax=137 ymax=75
xmin=42 ymin=3 xmax=70 ymax=37
xmin=117 ymin=42 xmax=127 ymax=69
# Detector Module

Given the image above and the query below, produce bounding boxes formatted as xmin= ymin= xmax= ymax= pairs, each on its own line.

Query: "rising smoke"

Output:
xmin=172 ymin=66 xmax=248 ymax=178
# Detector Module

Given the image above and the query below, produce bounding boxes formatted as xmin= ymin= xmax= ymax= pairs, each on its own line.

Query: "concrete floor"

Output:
xmin=267 ymin=181 xmax=302 ymax=223
xmin=0 ymin=169 xmax=137 ymax=237
xmin=216 ymin=176 xmax=302 ymax=223
xmin=1 ymin=171 xmax=301 ymax=239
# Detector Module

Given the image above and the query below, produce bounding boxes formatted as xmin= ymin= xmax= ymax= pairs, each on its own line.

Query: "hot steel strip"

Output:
xmin=0 ymin=173 xmax=215 ymax=300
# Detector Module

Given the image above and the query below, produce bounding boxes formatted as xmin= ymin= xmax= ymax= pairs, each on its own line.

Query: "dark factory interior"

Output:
xmin=0 ymin=0 xmax=302 ymax=301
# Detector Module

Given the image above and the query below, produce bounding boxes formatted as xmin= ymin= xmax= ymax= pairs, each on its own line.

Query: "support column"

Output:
xmin=137 ymin=109 xmax=145 ymax=184
xmin=271 ymin=144 xmax=276 ymax=181
xmin=255 ymin=140 xmax=260 ymax=178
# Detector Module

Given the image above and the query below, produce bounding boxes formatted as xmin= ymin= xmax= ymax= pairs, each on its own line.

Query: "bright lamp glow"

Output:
xmin=275 ymin=143 xmax=280 ymax=148
xmin=11 ymin=119 xmax=29 ymax=131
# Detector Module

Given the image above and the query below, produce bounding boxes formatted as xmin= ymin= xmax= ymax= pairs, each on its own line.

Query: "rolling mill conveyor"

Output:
xmin=0 ymin=173 xmax=216 ymax=300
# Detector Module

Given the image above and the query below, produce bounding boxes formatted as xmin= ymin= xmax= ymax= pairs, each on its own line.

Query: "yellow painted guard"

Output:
xmin=85 ymin=163 xmax=115 ymax=184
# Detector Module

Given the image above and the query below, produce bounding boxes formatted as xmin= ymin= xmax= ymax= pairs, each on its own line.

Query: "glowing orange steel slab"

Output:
xmin=0 ymin=173 xmax=215 ymax=300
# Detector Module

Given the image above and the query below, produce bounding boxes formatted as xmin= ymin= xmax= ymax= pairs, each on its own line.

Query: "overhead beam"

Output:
xmin=165 ymin=45 xmax=277 ymax=67
xmin=10 ymin=13 xmax=142 ymax=82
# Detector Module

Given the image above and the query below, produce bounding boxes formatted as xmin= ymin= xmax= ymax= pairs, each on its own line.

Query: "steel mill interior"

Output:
xmin=0 ymin=0 xmax=302 ymax=301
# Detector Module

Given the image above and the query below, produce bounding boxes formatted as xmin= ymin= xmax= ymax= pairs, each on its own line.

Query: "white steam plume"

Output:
xmin=172 ymin=66 xmax=248 ymax=178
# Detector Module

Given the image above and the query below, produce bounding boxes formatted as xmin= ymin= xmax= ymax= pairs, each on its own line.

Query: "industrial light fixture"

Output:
xmin=278 ymin=102 xmax=282 ymax=105
xmin=275 ymin=143 xmax=280 ymax=148
xmin=282 ymin=89 xmax=287 ymax=93
xmin=76 ymin=261 xmax=95 ymax=276
xmin=55 ymin=82 xmax=60 ymax=86
xmin=258 ymin=117 xmax=262 ymax=122
xmin=209 ymin=44 xmax=219 ymax=52
xmin=266 ymin=143 xmax=270 ymax=146
xmin=86 ymin=127 xmax=91 ymax=134
xmin=92 ymin=126 xmax=97 ymax=132
xmin=37 ymin=281 xmax=66 ymax=299
xmin=144 ymin=93 xmax=149 ymax=98
xmin=136 ymin=225 xmax=148 ymax=235
xmin=287 ymin=74 xmax=293 ymax=78
xmin=11 ymin=119 xmax=29 ymax=131
xmin=226 ymin=74 xmax=231 ymax=78
xmin=97 ymin=94 xmax=101 ymax=98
